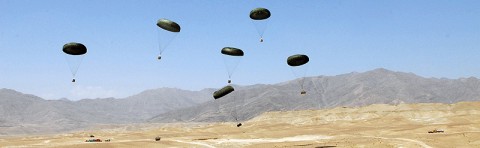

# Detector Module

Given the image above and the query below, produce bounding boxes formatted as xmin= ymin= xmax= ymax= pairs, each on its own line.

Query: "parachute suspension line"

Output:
xmin=222 ymin=55 xmax=242 ymax=84
xmin=223 ymin=56 xmax=232 ymax=83
xmin=64 ymin=54 xmax=85 ymax=83
xmin=72 ymin=71 xmax=77 ymax=82
xmin=234 ymin=92 xmax=245 ymax=127
xmin=230 ymin=93 xmax=236 ymax=121
xmin=213 ymin=94 xmax=225 ymax=115
xmin=213 ymin=99 xmax=220 ymax=113
xmin=236 ymin=92 xmax=245 ymax=122
xmin=301 ymin=65 xmax=309 ymax=95
xmin=235 ymin=93 xmax=239 ymax=121
xmin=156 ymin=28 xmax=179 ymax=60
xmin=223 ymin=57 xmax=233 ymax=77
xmin=226 ymin=91 xmax=237 ymax=122
xmin=300 ymin=78 xmax=306 ymax=95
xmin=290 ymin=66 xmax=307 ymax=95
xmin=71 ymin=72 xmax=76 ymax=83
xmin=214 ymin=98 xmax=220 ymax=114
xmin=300 ymin=77 xmax=306 ymax=90
xmin=251 ymin=19 xmax=269 ymax=42
xmin=258 ymin=19 xmax=269 ymax=37
xmin=233 ymin=93 xmax=239 ymax=122
xmin=311 ymin=78 xmax=328 ymax=109
xmin=157 ymin=35 xmax=162 ymax=60
xmin=228 ymin=74 xmax=232 ymax=84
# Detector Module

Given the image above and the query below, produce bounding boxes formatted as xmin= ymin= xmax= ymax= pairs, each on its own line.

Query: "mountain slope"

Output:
xmin=149 ymin=68 xmax=480 ymax=122
xmin=0 ymin=88 xmax=211 ymax=135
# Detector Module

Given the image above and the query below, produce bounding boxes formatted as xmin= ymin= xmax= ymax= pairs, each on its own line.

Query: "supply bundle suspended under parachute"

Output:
xmin=63 ymin=42 xmax=87 ymax=83
xmin=287 ymin=54 xmax=310 ymax=95
xmin=221 ymin=47 xmax=244 ymax=84
xmin=250 ymin=8 xmax=271 ymax=42
xmin=156 ymin=18 xmax=181 ymax=60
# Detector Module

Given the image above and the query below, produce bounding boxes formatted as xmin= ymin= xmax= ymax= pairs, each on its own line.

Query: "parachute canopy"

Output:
xmin=156 ymin=19 xmax=181 ymax=33
xmin=213 ymin=85 xmax=234 ymax=99
xmin=221 ymin=47 xmax=244 ymax=56
xmin=287 ymin=54 xmax=309 ymax=66
xmin=250 ymin=8 xmax=271 ymax=20
xmin=63 ymin=42 xmax=87 ymax=55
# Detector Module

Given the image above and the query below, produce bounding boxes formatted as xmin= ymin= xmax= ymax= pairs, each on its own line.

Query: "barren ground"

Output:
xmin=1 ymin=102 xmax=479 ymax=148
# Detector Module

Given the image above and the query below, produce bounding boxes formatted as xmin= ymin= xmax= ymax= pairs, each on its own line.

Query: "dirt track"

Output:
xmin=1 ymin=102 xmax=479 ymax=148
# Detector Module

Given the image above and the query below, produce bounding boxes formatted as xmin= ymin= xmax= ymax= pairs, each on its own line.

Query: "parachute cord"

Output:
xmin=158 ymin=46 xmax=163 ymax=55
xmin=214 ymin=99 xmax=220 ymax=114
xmin=233 ymin=96 xmax=237 ymax=121
xmin=227 ymin=64 xmax=238 ymax=79
xmin=157 ymin=37 xmax=166 ymax=55
xmin=299 ymin=64 xmax=310 ymax=94
xmin=238 ymin=93 xmax=245 ymax=122
xmin=64 ymin=54 xmax=85 ymax=82
xmin=222 ymin=56 xmax=242 ymax=84
xmin=232 ymin=93 xmax=239 ymax=122
xmin=157 ymin=29 xmax=179 ymax=58
xmin=311 ymin=78 xmax=329 ymax=109
xmin=300 ymin=78 xmax=305 ymax=90
xmin=251 ymin=19 xmax=269 ymax=41
xmin=157 ymin=46 xmax=164 ymax=60
xmin=290 ymin=67 xmax=307 ymax=94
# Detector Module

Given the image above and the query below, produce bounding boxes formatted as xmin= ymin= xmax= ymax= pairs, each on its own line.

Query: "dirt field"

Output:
xmin=1 ymin=102 xmax=479 ymax=148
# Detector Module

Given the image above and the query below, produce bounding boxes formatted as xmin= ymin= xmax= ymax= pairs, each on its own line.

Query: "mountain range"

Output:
xmin=1 ymin=68 xmax=480 ymax=135
xmin=0 ymin=87 xmax=212 ymax=135
xmin=149 ymin=68 xmax=480 ymax=122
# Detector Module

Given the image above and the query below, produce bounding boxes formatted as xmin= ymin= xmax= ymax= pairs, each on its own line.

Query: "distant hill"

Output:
xmin=2 ymin=68 xmax=480 ymax=135
xmin=0 ymin=88 xmax=211 ymax=135
xmin=148 ymin=68 xmax=480 ymax=122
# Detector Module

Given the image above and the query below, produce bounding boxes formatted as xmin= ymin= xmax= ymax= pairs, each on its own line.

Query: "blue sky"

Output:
xmin=0 ymin=0 xmax=479 ymax=100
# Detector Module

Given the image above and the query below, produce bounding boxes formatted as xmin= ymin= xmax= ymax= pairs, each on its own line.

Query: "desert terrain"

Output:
xmin=1 ymin=101 xmax=479 ymax=148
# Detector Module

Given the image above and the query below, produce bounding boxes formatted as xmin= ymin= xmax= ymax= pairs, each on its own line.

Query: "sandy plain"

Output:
xmin=1 ymin=102 xmax=479 ymax=148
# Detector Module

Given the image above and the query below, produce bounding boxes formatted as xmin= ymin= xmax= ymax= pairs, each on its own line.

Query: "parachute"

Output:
xmin=250 ymin=8 xmax=271 ymax=20
xmin=63 ymin=43 xmax=87 ymax=55
xmin=63 ymin=42 xmax=87 ymax=83
xmin=213 ymin=85 xmax=234 ymax=99
xmin=221 ymin=47 xmax=244 ymax=56
xmin=156 ymin=19 xmax=181 ymax=33
xmin=287 ymin=54 xmax=309 ymax=67
xmin=250 ymin=8 xmax=271 ymax=42
xmin=156 ymin=18 xmax=181 ymax=60
xmin=287 ymin=54 xmax=310 ymax=95
xmin=221 ymin=47 xmax=244 ymax=84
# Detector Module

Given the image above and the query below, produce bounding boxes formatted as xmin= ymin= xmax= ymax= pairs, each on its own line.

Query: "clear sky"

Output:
xmin=0 ymin=0 xmax=479 ymax=100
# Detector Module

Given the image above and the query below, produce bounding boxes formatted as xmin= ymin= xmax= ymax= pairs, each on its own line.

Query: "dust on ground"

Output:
xmin=1 ymin=102 xmax=479 ymax=148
